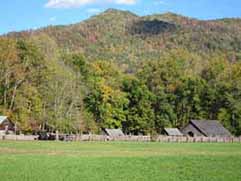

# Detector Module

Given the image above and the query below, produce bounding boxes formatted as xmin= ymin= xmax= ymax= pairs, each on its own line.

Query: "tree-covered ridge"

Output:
xmin=1 ymin=9 xmax=241 ymax=135
xmin=6 ymin=9 xmax=241 ymax=65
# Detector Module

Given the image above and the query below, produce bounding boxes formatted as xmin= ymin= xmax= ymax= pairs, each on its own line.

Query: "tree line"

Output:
xmin=0 ymin=37 xmax=241 ymax=135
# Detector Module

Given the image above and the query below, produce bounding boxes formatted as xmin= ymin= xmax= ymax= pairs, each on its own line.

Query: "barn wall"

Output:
xmin=181 ymin=124 xmax=204 ymax=136
xmin=0 ymin=119 xmax=15 ymax=131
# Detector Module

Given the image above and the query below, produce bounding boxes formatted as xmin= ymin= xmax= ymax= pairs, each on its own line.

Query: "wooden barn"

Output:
xmin=181 ymin=120 xmax=232 ymax=137
xmin=163 ymin=128 xmax=183 ymax=136
xmin=102 ymin=128 xmax=125 ymax=137
xmin=0 ymin=116 xmax=15 ymax=134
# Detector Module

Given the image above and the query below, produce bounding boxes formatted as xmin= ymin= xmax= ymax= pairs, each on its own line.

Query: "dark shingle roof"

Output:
xmin=104 ymin=129 xmax=125 ymax=137
xmin=164 ymin=128 xmax=183 ymax=136
xmin=190 ymin=120 xmax=232 ymax=137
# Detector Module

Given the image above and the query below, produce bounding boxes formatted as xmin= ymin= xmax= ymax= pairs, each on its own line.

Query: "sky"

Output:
xmin=0 ymin=0 xmax=241 ymax=35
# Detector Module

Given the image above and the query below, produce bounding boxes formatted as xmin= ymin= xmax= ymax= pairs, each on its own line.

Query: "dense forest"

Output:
xmin=1 ymin=9 xmax=241 ymax=135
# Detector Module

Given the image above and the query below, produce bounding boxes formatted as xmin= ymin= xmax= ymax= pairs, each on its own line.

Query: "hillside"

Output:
xmin=1 ymin=9 xmax=241 ymax=135
xmin=6 ymin=9 xmax=241 ymax=66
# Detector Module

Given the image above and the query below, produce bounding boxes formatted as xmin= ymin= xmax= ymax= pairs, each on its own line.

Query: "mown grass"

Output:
xmin=0 ymin=141 xmax=241 ymax=181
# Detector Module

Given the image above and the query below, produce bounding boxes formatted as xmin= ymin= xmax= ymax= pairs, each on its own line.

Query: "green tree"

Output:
xmin=122 ymin=77 xmax=155 ymax=135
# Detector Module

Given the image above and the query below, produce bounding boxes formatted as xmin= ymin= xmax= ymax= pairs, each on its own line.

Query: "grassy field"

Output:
xmin=0 ymin=141 xmax=241 ymax=181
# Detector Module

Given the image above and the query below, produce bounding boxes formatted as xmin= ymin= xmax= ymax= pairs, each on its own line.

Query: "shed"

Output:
xmin=0 ymin=116 xmax=15 ymax=134
xmin=181 ymin=120 xmax=232 ymax=137
xmin=103 ymin=128 xmax=125 ymax=137
xmin=164 ymin=128 xmax=183 ymax=136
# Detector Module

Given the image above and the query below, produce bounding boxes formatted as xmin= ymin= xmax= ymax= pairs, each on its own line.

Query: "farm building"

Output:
xmin=181 ymin=120 xmax=232 ymax=137
xmin=163 ymin=128 xmax=183 ymax=136
xmin=102 ymin=128 xmax=125 ymax=137
xmin=0 ymin=116 xmax=15 ymax=134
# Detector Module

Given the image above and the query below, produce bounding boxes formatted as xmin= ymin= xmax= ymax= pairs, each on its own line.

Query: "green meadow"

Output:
xmin=0 ymin=141 xmax=241 ymax=181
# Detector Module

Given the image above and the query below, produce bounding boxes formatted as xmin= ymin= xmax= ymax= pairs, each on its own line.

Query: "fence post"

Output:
xmin=56 ymin=130 xmax=59 ymax=141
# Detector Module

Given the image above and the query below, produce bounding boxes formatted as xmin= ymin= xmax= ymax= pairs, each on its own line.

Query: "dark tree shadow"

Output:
xmin=128 ymin=20 xmax=177 ymax=36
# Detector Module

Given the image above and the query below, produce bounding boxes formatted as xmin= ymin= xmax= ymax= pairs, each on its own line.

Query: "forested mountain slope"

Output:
xmin=1 ymin=9 xmax=241 ymax=135
xmin=6 ymin=9 xmax=241 ymax=66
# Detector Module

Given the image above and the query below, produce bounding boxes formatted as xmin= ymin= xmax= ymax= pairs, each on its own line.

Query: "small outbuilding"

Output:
xmin=0 ymin=116 xmax=15 ymax=134
xmin=164 ymin=128 xmax=183 ymax=136
xmin=102 ymin=128 xmax=125 ymax=137
xmin=181 ymin=120 xmax=232 ymax=137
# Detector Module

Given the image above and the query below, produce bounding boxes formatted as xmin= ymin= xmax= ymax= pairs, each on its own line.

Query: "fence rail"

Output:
xmin=62 ymin=135 xmax=241 ymax=143
xmin=0 ymin=135 xmax=38 ymax=141
xmin=0 ymin=134 xmax=241 ymax=143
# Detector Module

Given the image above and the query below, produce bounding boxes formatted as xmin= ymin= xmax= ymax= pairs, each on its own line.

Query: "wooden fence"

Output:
xmin=71 ymin=135 xmax=241 ymax=143
xmin=0 ymin=134 xmax=241 ymax=143
xmin=155 ymin=136 xmax=241 ymax=143
xmin=0 ymin=135 xmax=38 ymax=141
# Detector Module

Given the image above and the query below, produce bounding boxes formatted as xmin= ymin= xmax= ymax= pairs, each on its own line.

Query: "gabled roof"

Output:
xmin=104 ymin=129 xmax=125 ymax=137
xmin=190 ymin=120 xmax=232 ymax=137
xmin=0 ymin=116 xmax=8 ymax=124
xmin=164 ymin=128 xmax=183 ymax=136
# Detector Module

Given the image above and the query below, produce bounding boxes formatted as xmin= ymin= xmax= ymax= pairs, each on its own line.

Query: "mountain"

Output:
xmin=5 ymin=9 xmax=241 ymax=66
xmin=2 ymin=9 xmax=241 ymax=135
